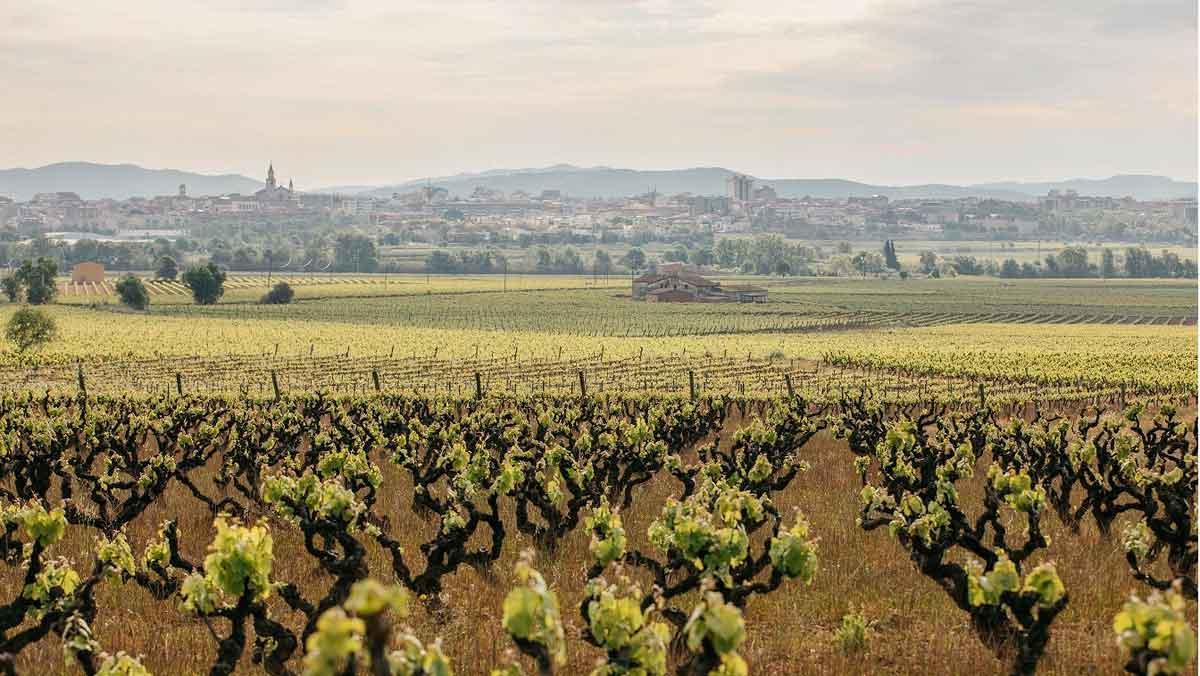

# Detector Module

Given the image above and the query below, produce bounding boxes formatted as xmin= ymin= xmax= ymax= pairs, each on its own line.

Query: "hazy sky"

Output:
xmin=3 ymin=0 xmax=1196 ymax=187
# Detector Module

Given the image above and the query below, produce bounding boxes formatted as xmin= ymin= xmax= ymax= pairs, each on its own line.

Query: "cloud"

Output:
xmin=0 ymin=0 xmax=1194 ymax=185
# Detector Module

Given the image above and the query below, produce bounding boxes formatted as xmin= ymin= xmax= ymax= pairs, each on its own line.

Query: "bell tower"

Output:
xmin=266 ymin=162 xmax=277 ymax=190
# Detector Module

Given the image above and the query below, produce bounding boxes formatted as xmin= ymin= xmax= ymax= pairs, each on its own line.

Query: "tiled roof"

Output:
xmin=634 ymin=269 xmax=720 ymax=288
xmin=676 ymin=272 xmax=719 ymax=287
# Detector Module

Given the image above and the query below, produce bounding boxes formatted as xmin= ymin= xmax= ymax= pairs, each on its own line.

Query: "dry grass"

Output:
xmin=3 ymin=423 xmax=1193 ymax=675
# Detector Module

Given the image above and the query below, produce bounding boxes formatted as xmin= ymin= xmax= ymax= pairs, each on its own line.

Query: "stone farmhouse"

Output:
xmin=632 ymin=263 xmax=767 ymax=303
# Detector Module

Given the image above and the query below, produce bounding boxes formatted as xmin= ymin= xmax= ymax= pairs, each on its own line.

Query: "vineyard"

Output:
xmin=147 ymin=290 xmax=1197 ymax=336
xmin=0 ymin=275 xmax=1194 ymax=674
xmin=0 ymin=392 xmax=1193 ymax=675
xmin=1 ymin=349 xmax=1192 ymax=408
xmin=0 ymin=303 xmax=1194 ymax=399
xmin=56 ymin=275 xmax=626 ymax=305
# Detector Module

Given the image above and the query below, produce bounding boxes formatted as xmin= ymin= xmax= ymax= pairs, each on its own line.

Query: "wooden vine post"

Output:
xmin=76 ymin=364 xmax=87 ymax=422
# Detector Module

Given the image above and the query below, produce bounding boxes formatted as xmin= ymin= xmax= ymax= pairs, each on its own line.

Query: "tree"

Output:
xmin=232 ymin=247 xmax=257 ymax=270
xmin=554 ymin=247 xmax=583 ymax=273
xmin=999 ymin=258 xmax=1021 ymax=278
xmin=15 ymin=258 xmax=58 ymax=305
xmin=261 ymin=282 xmax=295 ymax=305
xmin=773 ymin=260 xmax=791 ymax=276
xmin=919 ymin=251 xmax=938 ymax=275
xmin=115 ymin=275 xmax=149 ymax=311
xmin=1099 ymin=249 xmax=1116 ymax=278
xmin=665 ymin=244 xmax=690 ymax=263
xmin=882 ymin=240 xmax=900 ymax=271
xmin=1055 ymin=246 xmax=1089 ymax=277
xmin=593 ymin=249 xmax=612 ymax=276
xmin=715 ymin=239 xmax=738 ymax=268
xmin=334 ymin=234 xmax=378 ymax=273
xmin=950 ymin=256 xmax=982 ymax=275
xmin=425 ymin=251 xmax=456 ymax=274
xmin=5 ymin=307 xmax=55 ymax=351
xmin=621 ymin=247 xmax=646 ymax=273
xmin=1 ymin=276 xmax=20 ymax=302
xmin=182 ymin=262 xmax=227 ymax=305
xmin=690 ymin=246 xmax=715 ymax=267
xmin=534 ymin=246 xmax=553 ymax=272
xmin=156 ymin=256 xmax=179 ymax=281
xmin=851 ymin=251 xmax=883 ymax=276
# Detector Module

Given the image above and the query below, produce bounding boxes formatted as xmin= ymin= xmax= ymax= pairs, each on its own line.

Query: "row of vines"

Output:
xmin=0 ymin=392 xmax=1194 ymax=675
xmin=0 ymin=351 xmax=1185 ymax=408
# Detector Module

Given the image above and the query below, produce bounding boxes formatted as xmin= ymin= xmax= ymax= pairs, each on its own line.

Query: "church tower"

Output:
xmin=266 ymin=162 xmax=277 ymax=190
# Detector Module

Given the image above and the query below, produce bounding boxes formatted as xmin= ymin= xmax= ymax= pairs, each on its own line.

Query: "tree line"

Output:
xmin=927 ymin=246 xmax=1198 ymax=279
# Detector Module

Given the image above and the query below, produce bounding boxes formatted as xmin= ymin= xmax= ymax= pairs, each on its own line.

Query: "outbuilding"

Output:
xmin=71 ymin=261 xmax=105 ymax=284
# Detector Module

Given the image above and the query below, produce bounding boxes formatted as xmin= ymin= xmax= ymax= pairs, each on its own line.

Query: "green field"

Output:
xmin=5 ymin=274 xmax=1196 ymax=399
xmin=133 ymin=276 xmax=1199 ymax=334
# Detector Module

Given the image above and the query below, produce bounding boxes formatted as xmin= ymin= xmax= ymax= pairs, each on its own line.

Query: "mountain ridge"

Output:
xmin=0 ymin=162 xmax=262 ymax=201
xmin=2 ymin=162 xmax=1194 ymax=202
xmin=344 ymin=166 xmax=1198 ymax=202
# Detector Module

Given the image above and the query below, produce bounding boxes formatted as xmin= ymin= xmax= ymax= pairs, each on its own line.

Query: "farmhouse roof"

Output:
xmin=676 ymin=272 xmax=719 ymax=288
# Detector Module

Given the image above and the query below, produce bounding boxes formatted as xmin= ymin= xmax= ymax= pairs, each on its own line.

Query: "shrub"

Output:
xmin=833 ymin=610 xmax=870 ymax=655
xmin=1 ymin=275 xmax=20 ymax=302
xmin=1113 ymin=585 xmax=1195 ymax=675
xmin=15 ymin=258 xmax=58 ymax=305
xmin=261 ymin=282 xmax=294 ymax=305
xmin=115 ymin=275 xmax=150 ymax=311
xmin=156 ymin=256 xmax=179 ymax=281
xmin=5 ymin=306 xmax=56 ymax=351
xmin=181 ymin=262 xmax=226 ymax=305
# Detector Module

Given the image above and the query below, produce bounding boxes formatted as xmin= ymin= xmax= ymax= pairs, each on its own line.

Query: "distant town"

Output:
xmin=0 ymin=163 xmax=1195 ymax=279
xmin=5 ymin=164 xmax=1196 ymax=238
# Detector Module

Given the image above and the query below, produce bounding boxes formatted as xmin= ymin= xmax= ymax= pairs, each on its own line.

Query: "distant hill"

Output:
xmin=349 ymin=166 xmax=1196 ymax=201
xmin=0 ymin=162 xmax=262 ymax=200
xmin=973 ymin=175 xmax=1197 ymax=201
xmin=5 ymin=162 xmax=1194 ymax=202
